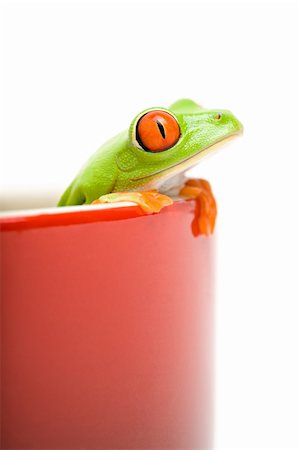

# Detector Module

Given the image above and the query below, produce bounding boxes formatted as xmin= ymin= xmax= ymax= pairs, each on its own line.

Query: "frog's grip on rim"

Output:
xmin=180 ymin=179 xmax=217 ymax=237
xmin=92 ymin=190 xmax=173 ymax=214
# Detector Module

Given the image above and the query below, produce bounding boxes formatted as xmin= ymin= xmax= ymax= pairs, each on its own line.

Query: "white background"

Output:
xmin=1 ymin=1 xmax=298 ymax=449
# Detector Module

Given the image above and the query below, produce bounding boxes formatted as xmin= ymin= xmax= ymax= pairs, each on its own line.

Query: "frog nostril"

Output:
xmin=215 ymin=113 xmax=222 ymax=121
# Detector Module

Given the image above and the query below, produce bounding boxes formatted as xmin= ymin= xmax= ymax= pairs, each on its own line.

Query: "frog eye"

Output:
xmin=135 ymin=110 xmax=180 ymax=152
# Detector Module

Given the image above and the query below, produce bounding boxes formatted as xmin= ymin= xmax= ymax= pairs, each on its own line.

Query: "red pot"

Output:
xmin=0 ymin=199 xmax=214 ymax=449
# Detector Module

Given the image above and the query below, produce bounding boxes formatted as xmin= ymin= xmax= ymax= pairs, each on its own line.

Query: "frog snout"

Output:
xmin=231 ymin=115 xmax=244 ymax=134
xmin=214 ymin=109 xmax=243 ymax=134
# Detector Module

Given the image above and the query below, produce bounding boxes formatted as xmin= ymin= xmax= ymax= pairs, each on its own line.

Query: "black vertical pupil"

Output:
xmin=155 ymin=120 xmax=166 ymax=139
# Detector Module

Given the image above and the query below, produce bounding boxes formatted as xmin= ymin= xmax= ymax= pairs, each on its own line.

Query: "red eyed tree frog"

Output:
xmin=58 ymin=99 xmax=243 ymax=235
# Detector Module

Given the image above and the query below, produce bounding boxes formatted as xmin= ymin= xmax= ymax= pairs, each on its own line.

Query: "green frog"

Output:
xmin=58 ymin=99 xmax=243 ymax=235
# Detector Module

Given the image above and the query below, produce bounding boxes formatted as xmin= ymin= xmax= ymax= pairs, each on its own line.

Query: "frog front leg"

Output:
xmin=180 ymin=179 xmax=217 ymax=236
xmin=92 ymin=190 xmax=173 ymax=214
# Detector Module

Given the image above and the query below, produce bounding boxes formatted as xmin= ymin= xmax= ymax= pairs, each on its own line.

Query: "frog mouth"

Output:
xmin=131 ymin=131 xmax=242 ymax=182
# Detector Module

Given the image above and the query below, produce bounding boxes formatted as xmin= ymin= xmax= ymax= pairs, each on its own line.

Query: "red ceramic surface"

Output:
xmin=0 ymin=200 xmax=214 ymax=449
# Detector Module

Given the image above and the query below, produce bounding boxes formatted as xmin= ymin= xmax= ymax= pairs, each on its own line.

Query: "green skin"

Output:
xmin=58 ymin=99 xmax=243 ymax=206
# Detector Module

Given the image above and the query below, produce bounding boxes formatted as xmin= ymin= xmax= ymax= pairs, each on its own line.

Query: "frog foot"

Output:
xmin=179 ymin=179 xmax=217 ymax=236
xmin=92 ymin=190 xmax=173 ymax=214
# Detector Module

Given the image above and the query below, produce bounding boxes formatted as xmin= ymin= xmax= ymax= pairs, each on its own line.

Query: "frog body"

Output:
xmin=58 ymin=99 xmax=242 ymax=204
xmin=58 ymin=99 xmax=243 ymax=235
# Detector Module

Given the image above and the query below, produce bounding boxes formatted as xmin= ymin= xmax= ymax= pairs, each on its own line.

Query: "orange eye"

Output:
xmin=135 ymin=110 xmax=180 ymax=152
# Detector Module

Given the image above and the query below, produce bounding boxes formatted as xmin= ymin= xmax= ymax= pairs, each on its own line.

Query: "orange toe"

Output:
xmin=92 ymin=191 xmax=173 ymax=214
xmin=180 ymin=179 xmax=217 ymax=236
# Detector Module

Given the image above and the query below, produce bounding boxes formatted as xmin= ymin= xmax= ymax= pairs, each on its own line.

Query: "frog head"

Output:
xmin=116 ymin=98 xmax=243 ymax=188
